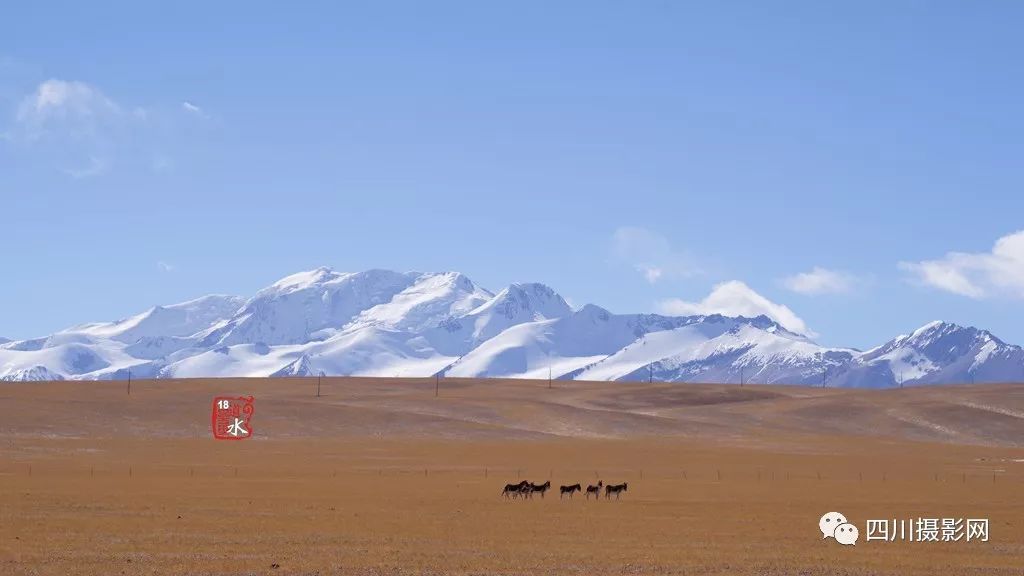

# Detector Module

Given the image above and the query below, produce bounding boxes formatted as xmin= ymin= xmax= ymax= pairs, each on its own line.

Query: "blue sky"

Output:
xmin=2 ymin=1 xmax=1023 ymax=348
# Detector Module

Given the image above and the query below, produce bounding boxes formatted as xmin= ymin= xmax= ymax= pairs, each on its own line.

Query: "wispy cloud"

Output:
xmin=181 ymin=100 xmax=209 ymax=119
xmin=6 ymin=78 xmax=205 ymax=179
xmin=157 ymin=261 xmax=175 ymax=273
xmin=657 ymin=280 xmax=814 ymax=337
xmin=610 ymin=226 xmax=700 ymax=284
xmin=16 ymin=79 xmax=124 ymax=139
xmin=8 ymin=78 xmax=143 ymax=178
xmin=900 ymin=230 xmax=1024 ymax=299
xmin=62 ymin=155 xmax=108 ymax=179
xmin=780 ymin=267 xmax=861 ymax=295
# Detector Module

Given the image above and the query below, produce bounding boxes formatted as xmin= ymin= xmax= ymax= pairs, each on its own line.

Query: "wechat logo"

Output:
xmin=820 ymin=511 xmax=859 ymax=546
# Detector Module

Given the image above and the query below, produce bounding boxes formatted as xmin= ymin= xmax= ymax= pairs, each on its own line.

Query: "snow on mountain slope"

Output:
xmin=577 ymin=316 xmax=751 ymax=381
xmin=444 ymin=305 xmax=694 ymax=379
xmin=346 ymin=272 xmax=493 ymax=333
xmin=65 ymin=294 xmax=245 ymax=343
xmin=418 ymin=282 xmax=573 ymax=356
xmin=0 ymin=333 xmax=147 ymax=381
xmin=0 ymin=365 xmax=64 ymax=381
xmin=2 ymin=267 xmax=1022 ymax=387
xmin=123 ymin=335 xmax=200 ymax=361
xmin=197 ymin=268 xmax=419 ymax=347
xmin=170 ymin=279 xmax=567 ymax=379
xmin=271 ymin=354 xmax=315 ymax=377
xmin=166 ymin=326 xmax=456 ymax=379
xmin=161 ymin=342 xmax=301 ymax=379
xmin=301 ymin=327 xmax=456 ymax=377
xmin=608 ymin=322 xmax=854 ymax=385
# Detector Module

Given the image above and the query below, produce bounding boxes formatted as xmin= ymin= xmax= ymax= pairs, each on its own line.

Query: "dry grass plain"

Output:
xmin=1 ymin=377 xmax=1023 ymax=575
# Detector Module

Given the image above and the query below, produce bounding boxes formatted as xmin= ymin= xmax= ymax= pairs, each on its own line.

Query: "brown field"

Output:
xmin=1 ymin=377 xmax=1023 ymax=575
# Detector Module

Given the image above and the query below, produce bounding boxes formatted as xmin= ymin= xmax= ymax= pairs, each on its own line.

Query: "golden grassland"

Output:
xmin=1 ymin=378 xmax=1023 ymax=575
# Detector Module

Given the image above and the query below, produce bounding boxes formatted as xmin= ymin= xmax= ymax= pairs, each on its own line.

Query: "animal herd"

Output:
xmin=501 ymin=479 xmax=628 ymax=500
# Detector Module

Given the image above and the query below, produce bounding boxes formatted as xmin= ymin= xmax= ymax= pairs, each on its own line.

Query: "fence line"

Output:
xmin=2 ymin=464 xmax=1020 ymax=484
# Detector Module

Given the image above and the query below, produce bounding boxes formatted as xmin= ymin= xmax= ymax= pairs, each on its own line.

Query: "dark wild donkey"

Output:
xmin=605 ymin=482 xmax=628 ymax=499
xmin=559 ymin=483 xmax=581 ymax=499
xmin=502 ymin=480 xmax=529 ymax=499
xmin=585 ymin=480 xmax=603 ymax=500
xmin=526 ymin=480 xmax=551 ymax=499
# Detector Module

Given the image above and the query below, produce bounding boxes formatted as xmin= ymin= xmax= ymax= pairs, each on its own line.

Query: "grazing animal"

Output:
xmin=585 ymin=480 xmax=603 ymax=499
xmin=502 ymin=480 xmax=529 ymax=499
xmin=526 ymin=480 xmax=551 ymax=499
xmin=605 ymin=482 xmax=628 ymax=499
xmin=559 ymin=483 xmax=581 ymax=499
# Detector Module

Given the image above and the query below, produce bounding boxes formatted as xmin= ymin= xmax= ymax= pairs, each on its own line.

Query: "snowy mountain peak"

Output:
xmin=266 ymin=266 xmax=347 ymax=293
xmin=577 ymin=303 xmax=612 ymax=321
xmin=476 ymin=282 xmax=572 ymax=321
xmin=896 ymin=321 xmax=1004 ymax=351
xmin=912 ymin=319 xmax=947 ymax=335
xmin=270 ymin=354 xmax=314 ymax=377
xmin=201 ymin=269 xmax=419 ymax=347
xmin=0 ymin=365 xmax=65 ymax=381
xmin=831 ymin=320 xmax=1024 ymax=388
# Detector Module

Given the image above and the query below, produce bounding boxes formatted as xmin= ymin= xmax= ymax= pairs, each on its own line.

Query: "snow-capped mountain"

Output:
xmin=574 ymin=314 xmax=855 ymax=385
xmin=826 ymin=321 xmax=1024 ymax=388
xmin=1 ymin=267 xmax=1021 ymax=386
xmin=195 ymin=268 xmax=419 ymax=347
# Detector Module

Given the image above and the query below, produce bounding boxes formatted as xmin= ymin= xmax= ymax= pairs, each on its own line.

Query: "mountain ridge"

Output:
xmin=1 ymin=267 xmax=1021 ymax=386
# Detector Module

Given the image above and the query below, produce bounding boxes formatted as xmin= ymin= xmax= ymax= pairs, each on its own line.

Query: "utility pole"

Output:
xmin=317 ymin=373 xmax=321 ymax=398
xmin=548 ymin=365 xmax=552 ymax=389
xmin=648 ymin=363 xmax=653 ymax=383
xmin=740 ymin=366 xmax=744 ymax=387
xmin=822 ymin=367 xmax=826 ymax=389
xmin=435 ymin=373 xmax=439 ymax=397
xmin=127 ymin=368 xmax=131 ymax=396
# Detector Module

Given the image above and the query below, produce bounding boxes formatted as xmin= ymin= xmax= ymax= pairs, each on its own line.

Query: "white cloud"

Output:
xmin=157 ymin=261 xmax=175 ymax=273
xmin=780 ymin=267 xmax=859 ymax=295
xmin=611 ymin=226 xmax=700 ymax=283
xmin=656 ymin=280 xmax=815 ymax=336
xmin=900 ymin=230 xmax=1024 ymax=299
xmin=9 ymin=79 xmax=146 ymax=177
xmin=16 ymin=79 xmax=122 ymax=137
